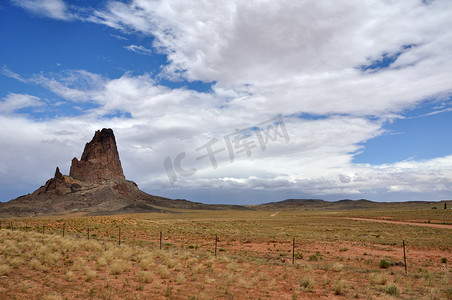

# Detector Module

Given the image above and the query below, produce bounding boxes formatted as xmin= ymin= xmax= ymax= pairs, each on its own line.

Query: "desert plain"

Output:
xmin=0 ymin=202 xmax=450 ymax=300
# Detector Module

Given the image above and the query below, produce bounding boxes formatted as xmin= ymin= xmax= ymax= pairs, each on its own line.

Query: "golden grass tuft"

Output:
xmin=332 ymin=262 xmax=344 ymax=272
xmin=65 ymin=270 xmax=74 ymax=282
xmin=138 ymin=271 xmax=153 ymax=283
xmin=157 ymin=265 xmax=170 ymax=279
xmin=370 ymin=272 xmax=388 ymax=285
xmin=110 ymin=259 xmax=130 ymax=275
xmin=176 ymin=272 xmax=186 ymax=284
xmin=334 ymin=279 xmax=346 ymax=295
xmin=0 ymin=263 xmax=11 ymax=276
xmin=42 ymin=294 xmax=64 ymax=300
xmin=83 ymin=266 xmax=97 ymax=282
xmin=300 ymin=276 xmax=315 ymax=291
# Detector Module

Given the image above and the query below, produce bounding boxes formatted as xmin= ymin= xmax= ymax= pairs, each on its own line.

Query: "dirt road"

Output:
xmin=345 ymin=217 xmax=452 ymax=229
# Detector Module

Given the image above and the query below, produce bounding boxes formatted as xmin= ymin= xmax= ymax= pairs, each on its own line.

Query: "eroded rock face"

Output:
xmin=34 ymin=167 xmax=83 ymax=196
xmin=0 ymin=128 xmax=220 ymax=217
xmin=70 ymin=128 xmax=125 ymax=182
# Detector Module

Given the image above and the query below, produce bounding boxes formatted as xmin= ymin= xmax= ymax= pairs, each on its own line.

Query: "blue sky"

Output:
xmin=1 ymin=0 xmax=452 ymax=204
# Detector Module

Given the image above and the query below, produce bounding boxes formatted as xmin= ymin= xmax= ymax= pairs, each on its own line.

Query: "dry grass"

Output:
xmin=300 ymin=276 xmax=315 ymax=291
xmin=157 ymin=265 xmax=170 ymax=279
xmin=370 ymin=272 xmax=388 ymax=285
xmin=334 ymin=279 xmax=346 ymax=295
xmin=137 ymin=271 xmax=153 ymax=283
xmin=332 ymin=262 xmax=344 ymax=272
xmin=0 ymin=207 xmax=450 ymax=299
xmin=109 ymin=259 xmax=130 ymax=275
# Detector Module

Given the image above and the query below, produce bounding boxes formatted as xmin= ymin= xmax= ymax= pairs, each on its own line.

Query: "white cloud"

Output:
xmin=87 ymin=0 xmax=452 ymax=117
xmin=11 ymin=0 xmax=73 ymax=20
xmin=0 ymin=93 xmax=43 ymax=114
xmin=30 ymin=70 xmax=107 ymax=102
xmin=2 ymin=1 xmax=452 ymax=203
xmin=1 ymin=68 xmax=452 ymax=203
xmin=1 ymin=66 xmax=26 ymax=82
xmin=124 ymin=45 xmax=153 ymax=56
xmin=110 ymin=34 xmax=128 ymax=41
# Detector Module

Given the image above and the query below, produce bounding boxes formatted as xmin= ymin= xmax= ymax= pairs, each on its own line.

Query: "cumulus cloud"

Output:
xmin=86 ymin=0 xmax=452 ymax=115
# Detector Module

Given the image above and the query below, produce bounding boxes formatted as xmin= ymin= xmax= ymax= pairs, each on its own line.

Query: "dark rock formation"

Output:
xmin=0 ymin=128 xmax=247 ymax=217
xmin=70 ymin=128 xmax=125 ymax=182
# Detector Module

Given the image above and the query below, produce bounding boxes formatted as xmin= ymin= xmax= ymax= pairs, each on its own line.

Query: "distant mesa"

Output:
xmin=0 ymin=128 xmax=241 ymax=217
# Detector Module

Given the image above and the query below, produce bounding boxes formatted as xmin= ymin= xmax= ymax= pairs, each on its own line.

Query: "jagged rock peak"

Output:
xmin=54 ymin=167 xmax=64 ymax=180
xmin=69 ymin=128 xmax=125 ymax=182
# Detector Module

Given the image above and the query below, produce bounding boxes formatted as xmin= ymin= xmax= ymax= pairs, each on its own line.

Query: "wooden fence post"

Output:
xmin=403 ymin=240 xmax=407 ymax=274
xmin=215 ymin=235 xmax=218 ymax=257
xmin=63 ymin=223 xmax=65 ymax=237
xmin=292 ymin=237 xmax=295 ymax=265
xmin=118 ymin=227 xmax=121 ymax=246
xmin=87 ymin=228 xmax=90 ymax=240
xmin=42 ymin=225 xmax=45 ymax=234
xmin=160 ymin=231 xmax=162 ymax=250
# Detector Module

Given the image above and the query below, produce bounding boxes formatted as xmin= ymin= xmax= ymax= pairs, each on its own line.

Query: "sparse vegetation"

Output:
xmin=379 ymin=259 xmax=391 ymax=269
xmin=300 ymin=276 xmax=315 ymax=291
xmin=332 ymin=262 xmax=343 ymax=272
xmin=308 ymin=254 xmax=319 ymax=261
xmin=370 ymin=272 xmax=388 ymax=285
xmin=334 ymin=279 xmax=346 ymax=295
xmin=384 ymin=284 xmax=400 ymax=296
xmin=0 ymin=207 xmax=450 ymax=299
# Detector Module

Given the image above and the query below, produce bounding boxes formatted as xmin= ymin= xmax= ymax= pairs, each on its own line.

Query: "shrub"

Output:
xmin=157 ymin=265 xmax=170 ymax=279
xmin=204 ymin=258 xmax=215 ymax=268
xmin=138 ymin=271 xmax=153 ymax=283
xmin=0 ymin=264 xmax=11 ymax=276
xmin=384 ymin=284 xmax=400 ymax=296
xmin=308 ymin=254 xmax=319 ymax=261
xmin=441 ymin=257 xmax=447 ymax=264
xmin=192 ymin=263 xmax=203 ymax=274
xmin=332 ymin=263 xmax=343 ymax=272
xmin=300 ymin=276 xmax=315 ymax=291
xmin=83 ymin=267 xmax=97 ymax=282
xmin=379 ymin=259 xmax=391 ymax=269
xmin=176 ymin=273 xmax=186 ymax=284
xmin=30 ymin=259 xmax=41 ymax=270
xmin=335 ymin=280 xmax=346 ymax=295
xmin=110 ymin=259 xmax=130 ymax=275
xmin=65 ymin=271 xmax=74 ymax=282
xmin=8 ymin=257 xmax=24 ymax=269
xmin=294 ymin=252 xmax=303 ymax=259
xmin=370 ymin=273 xmax=388 ymax=285
xmin=140 ymin=257 xmax=154 ymax=270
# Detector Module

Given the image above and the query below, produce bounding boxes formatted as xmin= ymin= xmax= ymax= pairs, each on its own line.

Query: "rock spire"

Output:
xmin=69 ymin=128 xmax=125 ymax=182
